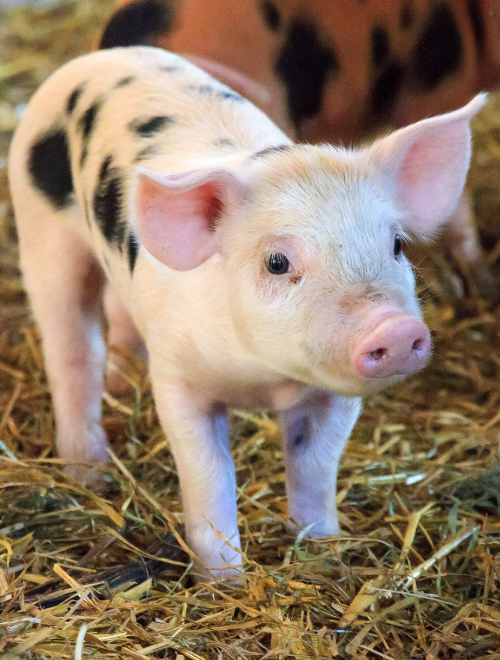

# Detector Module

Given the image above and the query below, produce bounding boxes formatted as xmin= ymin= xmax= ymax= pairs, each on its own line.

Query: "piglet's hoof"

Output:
xmin=288 ymin=516 xmax=341 ymax=539
xmin=63 ymin=463 xmax=110 ymax=493
xmin=61 ymin=428 xmax=110 ymax=491
xmin=191 ymin=562 xmax=244 ymax=586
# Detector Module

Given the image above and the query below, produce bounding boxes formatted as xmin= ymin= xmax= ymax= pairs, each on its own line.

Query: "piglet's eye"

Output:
xmin=394 ymin=234 xmax=403 ymax=258
xmin=265 ymin=252 xmax=290 ymax=275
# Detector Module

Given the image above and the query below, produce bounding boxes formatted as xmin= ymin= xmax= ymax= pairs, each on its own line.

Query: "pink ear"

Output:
xmin=369 ymin=94 xmax=486 ymax=234
xmin=134 ymin=166 xmax=247 ymax=271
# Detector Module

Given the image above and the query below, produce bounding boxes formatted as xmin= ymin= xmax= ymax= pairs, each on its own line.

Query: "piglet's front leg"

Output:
xmin=150 ymin=373 xmax=241 ymax=580
xmin=281 ymin=393 xmax=362 ymax=537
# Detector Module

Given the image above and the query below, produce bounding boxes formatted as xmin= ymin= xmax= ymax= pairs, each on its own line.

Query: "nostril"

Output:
xmin=354 ymin=315 xmax=431 ymax=379
xmin=370 ymin=348 xmax=387 ymax=361
xmin=412 ymin=338 xmax=425 ymax=352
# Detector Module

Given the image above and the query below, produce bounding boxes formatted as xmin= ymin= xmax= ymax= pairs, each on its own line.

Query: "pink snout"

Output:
xmin=352 ymin=315 xmax=431 ymax=379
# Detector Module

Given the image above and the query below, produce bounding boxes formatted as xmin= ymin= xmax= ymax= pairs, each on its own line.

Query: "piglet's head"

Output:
xmin=134 ymin=161 xmax=250 ymax=271
xmin=337 ymin=93 xmax=485 ymax=394
xmin=133 ymin=95 xmax=485 ymax=398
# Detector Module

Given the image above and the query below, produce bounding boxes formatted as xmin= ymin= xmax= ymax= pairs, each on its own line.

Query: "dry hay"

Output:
xmin=1 ymin=2 xmax=500 ymax=658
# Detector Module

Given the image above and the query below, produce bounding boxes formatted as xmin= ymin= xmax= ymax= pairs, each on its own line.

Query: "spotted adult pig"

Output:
xmin=8 ymin=46 xmax=484 ymax=578
xmin=100 ymin=0 xmax=500 ymax=295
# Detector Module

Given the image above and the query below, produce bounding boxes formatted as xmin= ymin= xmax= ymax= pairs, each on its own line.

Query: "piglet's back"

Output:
xmin=9 ymin=46 xmax=283 ymax=216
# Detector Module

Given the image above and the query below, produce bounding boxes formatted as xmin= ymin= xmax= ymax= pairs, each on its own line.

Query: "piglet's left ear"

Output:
xmin=134 ymin=165 xmax=248 ymax=271
xmin=369 ymin=93 xmax=486 ymax=234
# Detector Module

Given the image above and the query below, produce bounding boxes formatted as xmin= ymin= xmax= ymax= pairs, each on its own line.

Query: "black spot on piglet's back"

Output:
xmin=66 ymin=84 xmax=85 ymax=115
xmin=80 ymin=100 xmax=101 ymax=141
xmin=275 ymin=20 xmax=338 ymax=131
xmin=188 ymin=85 xmax=243 ymax=102
xmin=99 ymin=0 xmax=172 ymax=49
xmin=252 ymin=144 xmax=291 ymax=159
xmin=218 ymin=90 xmax=243 ymax=102
xmin=135 ymin=144 xmax=159 ymax=162
xmin=197 ymin=84 xmax=215 ymax=95
xmin=79 ymin=98 xmax=102 ymax=167
xmin=116 ymin=75 xmax=136 ymax=88
xmin=28 ymin=128 xmax=74 ymax=209
xmin=130 ymin=115 xmax=173 ymax=137
xmin=93 ymin=155 xmax=125 ymax=245
xmin=214 ymin=138 xmax=235 ymax=148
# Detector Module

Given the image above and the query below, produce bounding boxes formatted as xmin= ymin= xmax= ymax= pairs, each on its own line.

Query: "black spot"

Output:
xmin=160 ymin=65 xmax=183 ymax=73
xmin=252 ymin=144 xmax=291 ymax=159
xmin=369 ymin=61 xmax=405 ymax=120
xmin=93 ymin=155 xmax=125 ymax=245
xmin=66 ymin=85 xmax=85 ymax=115
xmin=79 ymin=99 xmax=102 ymax=167
xmin=293 ymin=432 xmax=306 ymax=447
xmin=371 ymin=26 xmax=390 ymax=66
xmin=198 ymin=84 xmax=216 ymax=95
xmin=116 ymin=221 xmax=127 ymax=248
xmin=130 ymin=115 xmax=173 ymax=137
xmin=80 ymin=100 xmax=101 ymax=140
xmin=275 ymin=20 xmax=338 ymax=130
xmin=467 ymin=0 xmax=485 ymax=56
xmin=214 ymin=138 xmax=235 ymax=148
xmin=135 ymin=144 xmax=159 ymax=162
xmin=28 ymin=128 xmax=74 ymax=209
xmin=188 ymin=84 xmax=243 ymax=102
xmin=218 ymin=90 xmax=243 ymax=102
xmin=400 ymin=1 xmax=414 ymax=29
xmin=413 ymin=2 xmax=463 ymax=90
xmin=287 ymin=415 xmax=310 ymax=450
xmin=261 ymin=0 xmax=281 ymax=31
xmin=99 ymin=0 xmax=172 ymax=49
xmin=127 ymin=233 xmax=139 ymax=272
xmin=116 ymin=75 xmax=136 ymax=87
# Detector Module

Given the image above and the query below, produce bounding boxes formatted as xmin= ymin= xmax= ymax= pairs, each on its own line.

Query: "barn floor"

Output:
xmin=1 ymin=2 xmax=500 ymax=658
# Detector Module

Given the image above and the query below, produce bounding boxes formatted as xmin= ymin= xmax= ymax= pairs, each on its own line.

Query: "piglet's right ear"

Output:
xmin=134 ymin=166 xmax=248 ymax=271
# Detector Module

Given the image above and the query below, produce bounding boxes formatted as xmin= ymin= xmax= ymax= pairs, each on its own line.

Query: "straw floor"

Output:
xmin=0 ymin=2 xmax=500 ymax=658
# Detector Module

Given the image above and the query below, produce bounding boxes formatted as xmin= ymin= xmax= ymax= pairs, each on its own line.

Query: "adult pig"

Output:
xmin=8 ymin=46 xmax=484 ymax=577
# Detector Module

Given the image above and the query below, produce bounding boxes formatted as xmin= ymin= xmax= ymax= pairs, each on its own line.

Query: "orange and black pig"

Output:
xmin=100 ymin=0 xmax=500 ymax=142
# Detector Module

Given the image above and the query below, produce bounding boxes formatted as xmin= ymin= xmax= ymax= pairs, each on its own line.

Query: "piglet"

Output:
xmin=8 ymin=46 xmax=484 ymax=578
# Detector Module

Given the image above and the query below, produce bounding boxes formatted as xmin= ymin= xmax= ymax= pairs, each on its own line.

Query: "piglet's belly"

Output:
xmin=181 ymin=376 xmax=312 ymax=411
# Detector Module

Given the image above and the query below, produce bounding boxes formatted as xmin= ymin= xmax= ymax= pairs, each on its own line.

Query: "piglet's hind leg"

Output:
xmin=18 ymin=211 xmax=108 ymax=482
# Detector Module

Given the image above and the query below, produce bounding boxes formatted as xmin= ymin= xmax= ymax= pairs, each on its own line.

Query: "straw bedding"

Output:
xmin=0 ymin=2 xmax=499 ymax=658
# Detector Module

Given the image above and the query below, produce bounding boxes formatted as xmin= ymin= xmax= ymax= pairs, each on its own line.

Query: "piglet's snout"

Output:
xmin=352 ymin=315 xmax=431 ymax=379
